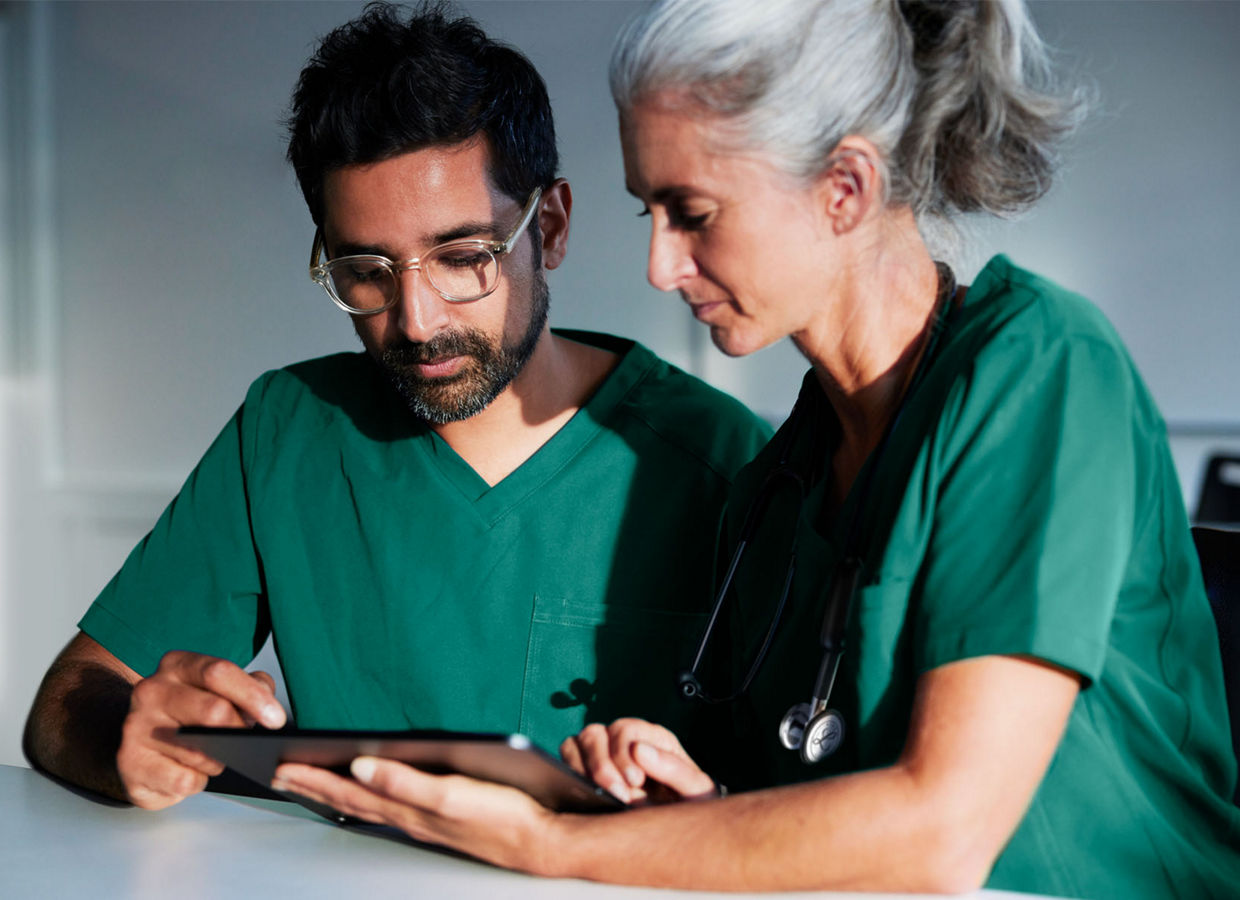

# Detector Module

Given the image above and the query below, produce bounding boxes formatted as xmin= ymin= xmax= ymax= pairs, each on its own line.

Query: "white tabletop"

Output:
xmin=0 ymin=764 xmax=1053 ymax=899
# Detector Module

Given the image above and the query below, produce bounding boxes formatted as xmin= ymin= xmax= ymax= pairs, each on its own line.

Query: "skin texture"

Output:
xmin=274 ymin=655 xmax=1079 ymax=891
xmin=23 ymin=633 xmax=284 ymax=807
xmin=321 ymin=138 xmax=616 ymax=486
xmin=24 ymin=137 xmax=617 ymax=806
xmin=268 ymin=101 xmax=1085 ymax=892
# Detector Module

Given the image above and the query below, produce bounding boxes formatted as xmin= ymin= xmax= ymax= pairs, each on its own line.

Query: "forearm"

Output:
xmin=272 ymin=657 xmax=1077 ymax=889
xmin=548 ymin=657 xmax=1079 ymax=892
xmin=549 ymin=764 xmax=989 ymax=893
xmin=23 ymin=653 xmax=134 ymax=801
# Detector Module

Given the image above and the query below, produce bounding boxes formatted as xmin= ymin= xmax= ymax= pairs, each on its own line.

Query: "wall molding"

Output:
xmin=1165 ymin=421 xmax=1240 ymax=438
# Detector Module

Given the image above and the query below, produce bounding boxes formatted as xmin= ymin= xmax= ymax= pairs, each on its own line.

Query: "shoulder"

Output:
xmin=937 ymin=255 xmax=1141 ymax=406
xmin=563 ymin=329 xmax=773 ymax=481
xmin=247 ymin=352 xmax=379 ymax=402
xmin=957 ymin=255 xmax=1128 ymax=359
xmin=927 ymin=255 xmax=1155 ymax=455
xmin=237 ymin=351 xmax=401 ymax=440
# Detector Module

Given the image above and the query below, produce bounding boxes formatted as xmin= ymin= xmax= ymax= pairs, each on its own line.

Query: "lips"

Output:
xmin=688 ymin=299 xmax=728 ymax=323
xmin=382 ymin=335 xmax=482 ymax=381
xmin=411 ymin=355 xmax=466 ymax=378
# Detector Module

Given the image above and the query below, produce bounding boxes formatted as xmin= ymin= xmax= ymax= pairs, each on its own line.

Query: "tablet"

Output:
xmin=176 ymin=726 xmax=626 ymax=817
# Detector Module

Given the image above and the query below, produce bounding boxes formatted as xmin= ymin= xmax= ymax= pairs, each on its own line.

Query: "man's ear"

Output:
xmin=538 ymin=178 xmax=572 ymax=270
xmin=815 ymin=137 xmax=883 ymax=235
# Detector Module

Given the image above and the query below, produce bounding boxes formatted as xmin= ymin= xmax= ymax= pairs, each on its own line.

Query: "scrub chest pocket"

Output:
xmin=520 ymin=595 xmax=708 ymax=742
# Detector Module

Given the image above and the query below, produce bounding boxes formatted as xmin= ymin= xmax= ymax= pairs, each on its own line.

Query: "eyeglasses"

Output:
xmin=309 ymin=188 xmax=542 ymax=314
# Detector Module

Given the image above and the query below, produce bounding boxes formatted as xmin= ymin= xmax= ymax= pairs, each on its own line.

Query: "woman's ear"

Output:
xmin=815 ymin=137 xmax=883 ymax=235
xmin=538 ymin=178 xmax=572 ymax=270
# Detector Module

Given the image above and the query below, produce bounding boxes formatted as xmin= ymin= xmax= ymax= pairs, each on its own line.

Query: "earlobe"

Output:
xmin=539 ymin=178 xmax=572 ymax=270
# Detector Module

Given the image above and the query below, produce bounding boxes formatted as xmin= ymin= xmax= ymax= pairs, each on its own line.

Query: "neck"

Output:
xmin=430 ymin=329 xmax=617 ymax=486
xmin=793 ymin=238 xmax=946 ymax=502
xmin=800 ymin=262 xmax=940 ymax=435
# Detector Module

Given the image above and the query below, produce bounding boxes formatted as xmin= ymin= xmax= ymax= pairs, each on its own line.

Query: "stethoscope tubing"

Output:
xmin=682 ymin=265 xmax=959 ymax=763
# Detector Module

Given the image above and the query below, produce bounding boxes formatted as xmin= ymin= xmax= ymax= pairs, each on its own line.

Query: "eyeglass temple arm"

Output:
xmin=495 ymin=188 xmax=542 ymax=254
xmin=309 ymin=229 xmax=325 ymax=274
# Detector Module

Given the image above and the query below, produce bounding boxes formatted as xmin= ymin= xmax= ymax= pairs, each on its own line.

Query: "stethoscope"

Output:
xmin=678 ymin=264 xmax=957 ymax=764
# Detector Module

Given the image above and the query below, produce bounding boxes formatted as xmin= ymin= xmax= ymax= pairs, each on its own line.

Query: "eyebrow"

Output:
xmin=330 ymin=219 xmax=502 ymax=259
xmin=431 ymin=220 xmax=501 ymax=245
xmin=624 ymin=183 xmax=704 ymax=204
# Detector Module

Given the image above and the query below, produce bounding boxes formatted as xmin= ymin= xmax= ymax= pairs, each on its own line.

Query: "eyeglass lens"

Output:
xmin=324 ymin=244 xmax=500 ymax=309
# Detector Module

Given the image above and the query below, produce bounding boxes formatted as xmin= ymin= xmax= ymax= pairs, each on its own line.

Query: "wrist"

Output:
xmin=532 ymin=811 xmax=587 ymax=880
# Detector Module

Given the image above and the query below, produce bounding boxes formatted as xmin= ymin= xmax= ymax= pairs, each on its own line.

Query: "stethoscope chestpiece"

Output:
xmin=779 ymin=702 xmax=845 ymax=764
xmin=802 ymin=708 xmax=845 ymax=763
xmin=778 ymin=702 xmax=812 ymax=751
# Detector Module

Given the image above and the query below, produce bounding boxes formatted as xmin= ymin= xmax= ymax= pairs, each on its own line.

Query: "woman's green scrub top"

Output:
xmin=717 ymin=257 xmax=1239 ymax=899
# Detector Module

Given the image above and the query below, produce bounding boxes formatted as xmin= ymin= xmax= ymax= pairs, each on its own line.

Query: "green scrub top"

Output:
xmin=713 ymin=257 xmax=1239 ymax=898
xmin=79 ymin=330 xmax=771 ymax=753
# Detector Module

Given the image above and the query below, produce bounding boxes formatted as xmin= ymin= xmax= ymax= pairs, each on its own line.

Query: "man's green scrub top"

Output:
xmin=715 ymin=257 xmax=1239 ymax=898
xmin=79 ymin=330 xmax=771 ymax=753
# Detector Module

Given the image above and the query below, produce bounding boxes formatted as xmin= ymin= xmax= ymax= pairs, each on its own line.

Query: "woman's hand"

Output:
xmin=560 ymin=718 xmax=717 ymax=805
xmin=272 ymin=758 xmax=562 ymax=875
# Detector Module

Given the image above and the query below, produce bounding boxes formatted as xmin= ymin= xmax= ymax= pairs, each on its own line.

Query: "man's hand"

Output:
xmin=560 ymin=718 xmax=716 ymax=805
xmin=118 ymin=650 xmax=286 ymax=809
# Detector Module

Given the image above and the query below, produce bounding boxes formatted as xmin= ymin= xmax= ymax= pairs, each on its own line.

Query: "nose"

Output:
xmin=646 ymin=219 xmax=697 ymax=293
xmin=392 ymin=267 xmax=450 ymax=344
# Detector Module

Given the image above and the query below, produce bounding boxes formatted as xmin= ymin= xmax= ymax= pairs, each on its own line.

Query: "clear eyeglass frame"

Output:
xmin=309 ymin=187 xmax=542 ymax=314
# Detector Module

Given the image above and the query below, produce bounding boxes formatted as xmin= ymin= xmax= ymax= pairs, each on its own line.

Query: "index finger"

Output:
xmin=162 ymin=651 xmax=286 ymax=728
xmin=561 ymin=724 xmax=632 ymax=803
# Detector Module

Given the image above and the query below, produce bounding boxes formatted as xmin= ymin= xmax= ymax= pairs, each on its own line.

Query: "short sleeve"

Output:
xmin=915 ymin=327 xmax=1138 ymax=684
xmin=77 ymin=381 xmax=271 ymax=676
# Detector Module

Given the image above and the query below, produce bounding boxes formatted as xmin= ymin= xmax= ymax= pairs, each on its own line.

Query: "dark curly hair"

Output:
xmin=287 ymin=1 xmax=558 ymax=226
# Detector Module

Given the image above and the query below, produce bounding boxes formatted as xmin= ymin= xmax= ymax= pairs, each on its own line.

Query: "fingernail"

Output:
xmin=608 ymin=780 xmax=630 ymax=802
xmin=261 ymin=704 xmax=285 ymax=728
xmin=271 ymin=778 xmax=289 ymax=792
xmin=634 ymin=742 xmax=658 ymax=766
xmin=351 ymin=757 xmax=376 ymax=784
xmin=625 ymin=766 xmax=644 ymax=787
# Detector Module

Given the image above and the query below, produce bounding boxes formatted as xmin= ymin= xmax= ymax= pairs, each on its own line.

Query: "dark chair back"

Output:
xmin=1191 ymin=526 xmax=1240 ymax=805
xmin=1195 ymin=454 xmax=1240 ymax=525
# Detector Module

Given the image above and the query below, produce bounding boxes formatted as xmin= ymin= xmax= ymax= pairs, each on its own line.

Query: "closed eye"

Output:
xmin=668 ymin=207 xmax=709 ymax=231
xmin=436 ymin=249 xmax=492 ymax=269
xmin=634 ymin=198 xmax=712 ymax=231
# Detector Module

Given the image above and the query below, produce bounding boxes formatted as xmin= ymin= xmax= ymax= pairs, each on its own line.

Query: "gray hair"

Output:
xmin=610 ymin=0 xmax=1087 ymax=229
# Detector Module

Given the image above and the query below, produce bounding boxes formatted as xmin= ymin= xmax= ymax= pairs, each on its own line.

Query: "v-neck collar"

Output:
xmin=413 ymin=330 xmax=655 ymax=525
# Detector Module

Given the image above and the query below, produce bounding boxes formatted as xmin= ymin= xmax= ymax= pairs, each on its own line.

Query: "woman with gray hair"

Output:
xmin=273 ymin=1 xmax=1239 ymax=893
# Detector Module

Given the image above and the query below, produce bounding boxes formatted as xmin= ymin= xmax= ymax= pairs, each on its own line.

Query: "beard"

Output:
xmin=378 ymin=273 xmax=550 ymax=425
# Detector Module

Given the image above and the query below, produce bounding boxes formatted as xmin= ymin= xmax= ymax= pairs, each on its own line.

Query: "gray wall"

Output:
xmin=2 ymin=0 xmax=1237 ymax=766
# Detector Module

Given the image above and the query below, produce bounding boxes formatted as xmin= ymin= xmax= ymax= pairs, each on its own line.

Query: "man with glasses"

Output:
xmin=23 ymin=3 xmax=768 ymax=810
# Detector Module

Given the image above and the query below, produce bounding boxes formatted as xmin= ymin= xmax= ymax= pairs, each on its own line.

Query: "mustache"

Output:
xmin=380 ymin=330 xmax=490 ymax=365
